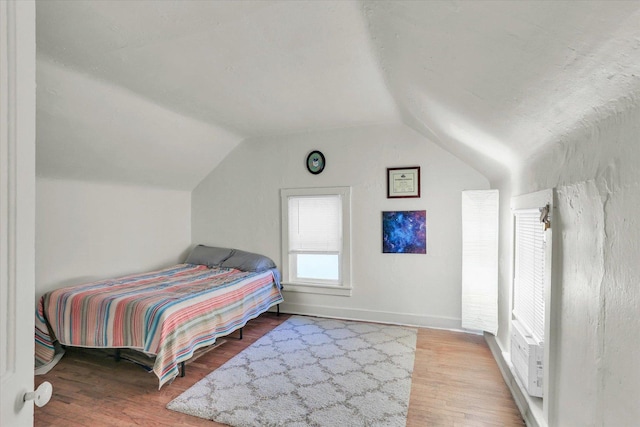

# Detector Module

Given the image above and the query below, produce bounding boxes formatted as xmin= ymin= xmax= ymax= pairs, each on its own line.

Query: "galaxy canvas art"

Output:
xmin=382 ymin=210 xmax=427 ymax=254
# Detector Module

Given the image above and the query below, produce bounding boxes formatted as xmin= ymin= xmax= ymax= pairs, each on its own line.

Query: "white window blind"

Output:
xmin=461 ymin=190 xmax=499 ymax=334
xmin=513 ymin=208 xmax=546 ymax=343
xmin=288 ymin=196 xmax=342 ymax=252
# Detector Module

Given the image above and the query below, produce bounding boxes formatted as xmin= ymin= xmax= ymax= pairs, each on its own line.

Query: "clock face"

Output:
xmin=306 ymin=150 xmax=325 ymax=174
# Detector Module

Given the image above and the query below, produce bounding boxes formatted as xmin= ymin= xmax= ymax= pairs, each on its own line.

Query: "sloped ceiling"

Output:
xmin=36 ymin=0 xmax=640 ymax=188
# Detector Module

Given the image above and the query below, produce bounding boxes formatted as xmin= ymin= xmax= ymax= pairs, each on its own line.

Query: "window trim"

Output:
xmin=280 ymin=187 xmax=352 ymax=297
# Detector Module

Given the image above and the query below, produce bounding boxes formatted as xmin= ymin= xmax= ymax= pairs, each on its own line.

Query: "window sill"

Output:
xmin=282 ymin=282 xmax=352 ymax=297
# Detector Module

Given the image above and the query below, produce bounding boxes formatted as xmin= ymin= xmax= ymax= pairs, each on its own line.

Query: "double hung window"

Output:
xmin=513 ymin=207 xmax=548 ymax=343
xmin=281 ymin=187 xmax=351 ymax=296
xmin=510 ymin=189 xmax=555 ymax=406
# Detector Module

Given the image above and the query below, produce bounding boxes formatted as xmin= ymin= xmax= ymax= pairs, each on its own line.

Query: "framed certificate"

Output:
xmin=387 ymin=166 xmax=420 ymax=198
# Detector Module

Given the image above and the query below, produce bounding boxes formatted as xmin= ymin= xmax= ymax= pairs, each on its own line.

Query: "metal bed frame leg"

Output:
xmin=180 ymin=361 xmax=186 ymax=377
xmin=277 ymin=304 xmax=280 ymax=316
xmin=239 ymin=328 xmax=243 ymax=340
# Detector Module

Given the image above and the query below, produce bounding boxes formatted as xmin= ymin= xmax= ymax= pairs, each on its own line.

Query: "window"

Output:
xmin=281 ymin=187 xmax=352 ymax=296
xmin=510 ymin=189 xmax=554 ymax=406
xmin=513 ymin=208 xmax=547 ymax=342
xmin=461 ymin=189 xmax=499 ymax=334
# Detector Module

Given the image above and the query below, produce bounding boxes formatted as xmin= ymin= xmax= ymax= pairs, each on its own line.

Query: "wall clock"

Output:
xmin=306 ymin=150 xmax=325 ymax=174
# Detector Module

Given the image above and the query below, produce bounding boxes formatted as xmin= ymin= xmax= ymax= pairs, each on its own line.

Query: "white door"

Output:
xmin=0 ymin=1 xmax=37 ymax=426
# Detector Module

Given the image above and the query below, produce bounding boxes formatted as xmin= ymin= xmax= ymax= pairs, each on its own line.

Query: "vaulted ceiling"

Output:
xmin=36 ymin=0 xmax=640 ymax=189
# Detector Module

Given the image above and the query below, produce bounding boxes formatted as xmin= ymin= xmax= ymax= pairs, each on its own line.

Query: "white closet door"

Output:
xmin=1 ymin=1 xmax=37 ymax=426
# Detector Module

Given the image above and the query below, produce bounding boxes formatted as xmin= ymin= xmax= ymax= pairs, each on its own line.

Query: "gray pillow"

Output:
xmin=220 ymin=249 xmax=277 ymax=272
xmin=184 ymin=245 xmax=234 ymax=267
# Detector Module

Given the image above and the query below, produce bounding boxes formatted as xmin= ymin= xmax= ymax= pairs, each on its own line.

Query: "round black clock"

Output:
xmin=306 ymin=150 xmax=325 ymax=174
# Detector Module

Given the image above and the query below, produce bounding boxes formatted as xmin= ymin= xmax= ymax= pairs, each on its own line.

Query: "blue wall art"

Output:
xmin=382 ymin=210 xmax=427 ymax=254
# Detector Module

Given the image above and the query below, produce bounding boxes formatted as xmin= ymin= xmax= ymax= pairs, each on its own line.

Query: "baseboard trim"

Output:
xmin=278 ymin=301 xmax=462 ymax=330
xmin=485 ymin=332 xmax=546 ymax=427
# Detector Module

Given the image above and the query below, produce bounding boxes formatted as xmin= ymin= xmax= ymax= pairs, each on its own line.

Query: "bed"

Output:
xmin=34 ymin=246 xmax=284 ymax=388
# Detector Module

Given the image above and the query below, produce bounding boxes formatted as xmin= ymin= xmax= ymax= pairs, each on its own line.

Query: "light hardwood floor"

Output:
xmin=34 ymin=313 xmax=524 ymax=426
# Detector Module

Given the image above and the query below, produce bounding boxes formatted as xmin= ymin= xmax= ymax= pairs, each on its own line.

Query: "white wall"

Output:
xmin=36 ymin=178 xmax=191 ymax=297
xmin=192 ymin=124 xmax=489 ymax=328
xmin=495 ymin=97 xmax=640 ymax=426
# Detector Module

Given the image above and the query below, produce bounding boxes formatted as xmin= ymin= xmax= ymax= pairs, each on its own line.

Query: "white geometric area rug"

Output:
xmin=167 ymin=315 xmax=417 ymax=427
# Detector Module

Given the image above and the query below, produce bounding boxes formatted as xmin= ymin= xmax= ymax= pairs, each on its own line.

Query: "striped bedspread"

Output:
xmin=35 ymin=263 xmax=284 ymax=388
